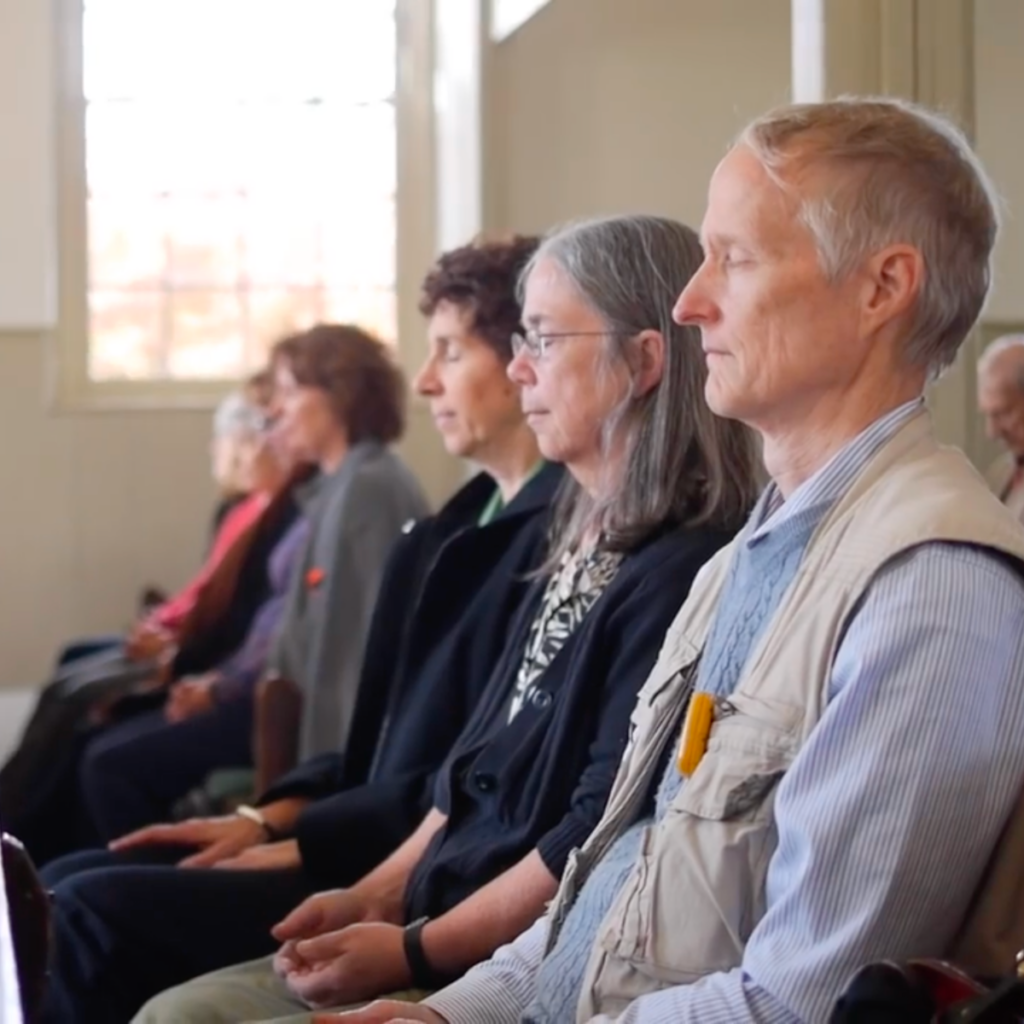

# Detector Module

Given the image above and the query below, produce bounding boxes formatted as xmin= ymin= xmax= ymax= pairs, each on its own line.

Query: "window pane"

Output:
xmin=323 ymin=195 xmax=395 ymax=291
xmin=88 ymin=197 xmax=164 ymax=289
xmin=247 ymin=288 xmax=327 ymax=357
xmin=238 ymin=103 xmax=395 ymax=199
xmin=85 ymin=0 xmax=395 ymax=103
xmin=325 ymin=287 xmax=396 ymax=345
xmin=243 ymin=203 xmax=322 ymax=287
xmin=165 ymin=197 xmax=242 ymax=288
xmin=87 ymin=103 xmax=245 ymax=196
xmin=317 ymin=104 xmax=396 ymax=199
xmin=167 ymin=290 xmax=245 ymax=379
xmin=83 ymin=1 xmax=397 ymax=383
xmin=89 ymin=291 xmax=165 ymax=380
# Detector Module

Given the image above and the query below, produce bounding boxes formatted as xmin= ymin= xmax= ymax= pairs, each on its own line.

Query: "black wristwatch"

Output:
xmin=403 ymin=916 xmax=448 ymax=989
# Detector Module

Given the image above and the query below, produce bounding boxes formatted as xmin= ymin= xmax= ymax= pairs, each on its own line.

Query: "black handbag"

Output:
xmin=831 ymin=955 xmax=1024 ymax=1023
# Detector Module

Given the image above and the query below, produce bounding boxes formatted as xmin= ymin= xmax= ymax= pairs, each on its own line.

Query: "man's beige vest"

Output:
xmin=546 ymin=412 xmax=1024 ymax=1022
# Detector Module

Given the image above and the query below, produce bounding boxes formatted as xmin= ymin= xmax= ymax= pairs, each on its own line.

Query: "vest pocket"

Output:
xmin=597 ymin=696 xmax=800 ymax=984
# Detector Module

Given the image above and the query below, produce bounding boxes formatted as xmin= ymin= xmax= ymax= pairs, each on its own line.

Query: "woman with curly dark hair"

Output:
xmin=415 ymin=235 xmax=544 ymax=495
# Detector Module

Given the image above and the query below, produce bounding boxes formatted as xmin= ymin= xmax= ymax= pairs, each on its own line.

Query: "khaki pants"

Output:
xmin=131 ymin=955 xmax=427 ymax=1024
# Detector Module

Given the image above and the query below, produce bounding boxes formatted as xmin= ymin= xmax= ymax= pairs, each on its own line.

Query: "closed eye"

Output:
xmin=723 ymin=251 xmax=753 ymax=268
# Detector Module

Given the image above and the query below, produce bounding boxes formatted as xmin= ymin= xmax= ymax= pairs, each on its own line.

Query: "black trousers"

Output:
xmin=78 ymin=696 xmax=255 ymax=842
xmin=38 ymin=846 xmax=316 ymax=1024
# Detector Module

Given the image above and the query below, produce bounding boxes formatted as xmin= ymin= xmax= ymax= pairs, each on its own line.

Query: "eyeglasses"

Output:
xmin=510 ymin=329 xmax=625 ymax=361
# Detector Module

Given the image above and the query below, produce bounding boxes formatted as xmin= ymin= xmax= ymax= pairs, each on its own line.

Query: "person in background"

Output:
xmin=74 ymin=429 xmax=307 ymax=841
xmin=37 ymin=234 xmax=560 ymax=1023
xmin=208 ymin=368 xmax=275 ymax=526
xmin=0 ymin=382 xmax=281 ymax=863
xmin=261 ymin=323 xmax=429 ymax=760
xmin=133 ymin=379 xmax=277 ymax=662
xmin=334 ymin=97 xmax=1024 ymax=1024
xmin=129 ymin=214 xmax=760 ymax=1024
xmin=977 ymin=334 xmax=1024 ymax=523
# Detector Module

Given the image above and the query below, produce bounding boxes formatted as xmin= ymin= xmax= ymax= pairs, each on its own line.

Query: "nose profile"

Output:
xmin=507 ymin=349 xmax=535 ymax=387
xmin=413 ymin=360 xmax=440 ymax=397
xmin=673 ymin=263 xmax=714 ymax=327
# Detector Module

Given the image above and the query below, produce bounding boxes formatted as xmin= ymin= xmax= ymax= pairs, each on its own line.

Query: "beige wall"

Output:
xmin=976 ymin=0 xmax=1024 ymax=323
xmin=484 ymin=0 xmax=793 ymax=234
xmin=0 ymin=334 xmax=215 ymax=686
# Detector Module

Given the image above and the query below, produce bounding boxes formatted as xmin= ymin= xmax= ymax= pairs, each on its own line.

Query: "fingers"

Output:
xmin=109 ymin=823 xmax=183 ymax=851
xmin=217 ymin=841 xmax=296 ymax=872
xmin=212 ymin=854 xmax=245 ymax=870
xmin=272 ymin=900 xmax=324 ymax=942
xmin=293 ymin=930 xmax=346 ymax=965
xmin=178 ymin=840 xmax=235 ymax=869
xmin=212 ymin=848 xmax=262 ymax=870
xmin=164 ymin=692 xmax=188 ymax=723
xmin=273 ymin=940 xmax=305 ymax=979
xmin=287 ymin=961 xmax=347 ymax=1010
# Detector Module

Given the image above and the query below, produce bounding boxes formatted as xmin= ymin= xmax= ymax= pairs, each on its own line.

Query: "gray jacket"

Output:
xmin=270 ymin=442 xmax=429 ymax=759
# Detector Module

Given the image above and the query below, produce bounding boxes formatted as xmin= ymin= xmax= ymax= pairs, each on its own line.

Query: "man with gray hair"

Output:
xmin=343 ymin=98 xmax=1024 ymax=1024
xmin=978 ymin=334 xmax=1024 ymax=522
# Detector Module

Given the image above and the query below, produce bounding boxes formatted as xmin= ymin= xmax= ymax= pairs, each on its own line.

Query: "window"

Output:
xmin=79 ymin=0 xmax=396 ymax=385
xmin=491 ymin=0 xmax=553 ymax=41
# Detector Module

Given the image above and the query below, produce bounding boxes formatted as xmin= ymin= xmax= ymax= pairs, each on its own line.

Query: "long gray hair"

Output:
xmin=525 ymin=214 xmax=762 ymax=563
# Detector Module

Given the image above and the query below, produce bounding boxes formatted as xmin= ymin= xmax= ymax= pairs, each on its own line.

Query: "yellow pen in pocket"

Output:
xmin=677 ymin=691 xmax=716 ymax=776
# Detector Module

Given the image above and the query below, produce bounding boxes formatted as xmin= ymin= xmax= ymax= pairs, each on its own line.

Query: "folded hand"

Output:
xmin=284 ymin=922 xmax=410 ymax=1010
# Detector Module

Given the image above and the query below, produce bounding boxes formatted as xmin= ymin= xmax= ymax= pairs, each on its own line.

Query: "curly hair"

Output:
xmin=271 ymin=323 xmax=406 ymax=445
xmin=418 ymin=235 xmax=541 ymax=361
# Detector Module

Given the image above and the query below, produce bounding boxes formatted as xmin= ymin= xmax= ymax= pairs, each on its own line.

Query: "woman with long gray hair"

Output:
xmin=128 ymin=214 xmax=761 ymax=1024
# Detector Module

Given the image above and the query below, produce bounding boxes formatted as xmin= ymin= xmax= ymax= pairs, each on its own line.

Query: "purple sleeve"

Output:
xmin=211 ymin=594 xmax=288 ymax=702
xmin=213 ymin=516 xmax=310 ymax=703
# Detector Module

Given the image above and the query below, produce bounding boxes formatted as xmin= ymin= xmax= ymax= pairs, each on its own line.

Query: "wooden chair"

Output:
xmin=252 ymin=675 xmax=303 ymax=797
xmin=1 ymin=833 xmax=51 ymax=1023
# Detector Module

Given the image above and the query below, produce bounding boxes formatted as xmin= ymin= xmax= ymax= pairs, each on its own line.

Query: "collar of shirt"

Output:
xmin=746 ymin=397 xmax=926 ymax=545
xmin=477 ymin=460 xmax=548 ymax=527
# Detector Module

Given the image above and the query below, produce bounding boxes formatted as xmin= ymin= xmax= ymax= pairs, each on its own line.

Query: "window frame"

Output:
xmin=52 ymin=0 xmax=434 ymax=412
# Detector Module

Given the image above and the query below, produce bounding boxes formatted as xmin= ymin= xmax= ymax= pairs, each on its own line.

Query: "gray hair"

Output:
xmin=978 ymin=334 xmax=1024 ymax=392
xmin=739 ymin=96 xmax=1001 ymax=379
xmin=213 ymin=390 xmax=266 ymax=439
xmin=524 ymin=214 xmax=762 ymax=563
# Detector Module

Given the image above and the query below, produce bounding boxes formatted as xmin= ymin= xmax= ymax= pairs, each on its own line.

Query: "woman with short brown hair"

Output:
xmin=265 ymin=323 xmax=429 ymax=760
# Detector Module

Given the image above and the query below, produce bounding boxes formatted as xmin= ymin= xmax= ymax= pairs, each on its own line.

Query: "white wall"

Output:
xmin=0 ymin=0 xmax=55 ymax=329
xmin=0 ymin=335 xmax=217 ymax=687
xmin=975 ymin=0 xmax=1024 ymax=323
xmin=485 ymin=0 xmax=793 ymax=234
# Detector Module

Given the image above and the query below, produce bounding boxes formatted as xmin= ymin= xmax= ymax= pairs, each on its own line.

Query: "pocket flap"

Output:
xmin=673 ymin=694 xmax=802 ymax=821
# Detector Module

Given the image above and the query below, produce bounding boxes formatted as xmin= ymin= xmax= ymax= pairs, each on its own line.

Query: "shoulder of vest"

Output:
xmin=828 ymin=446 xmax=1024 ymax=567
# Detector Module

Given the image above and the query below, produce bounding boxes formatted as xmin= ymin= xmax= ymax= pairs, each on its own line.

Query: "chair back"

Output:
xmin=253 ymin=675 xmax=303 ymax=796
xmin=1 ymin=833 xmax=50 ymax=1023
